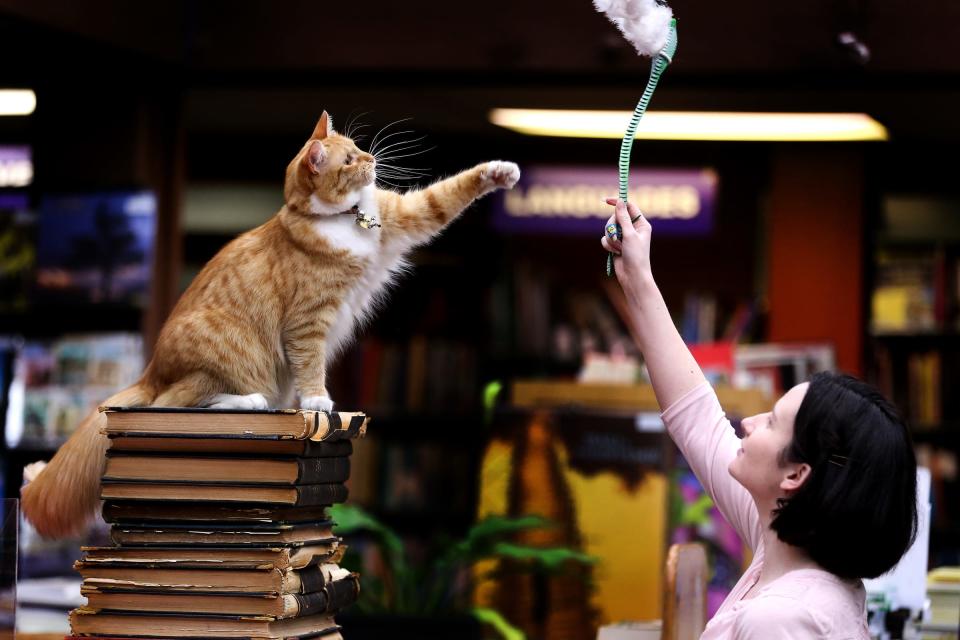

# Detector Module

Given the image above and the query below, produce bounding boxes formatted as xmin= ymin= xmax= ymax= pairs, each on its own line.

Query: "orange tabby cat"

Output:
xmin=21 ymin=111 xmax=520 ymax=538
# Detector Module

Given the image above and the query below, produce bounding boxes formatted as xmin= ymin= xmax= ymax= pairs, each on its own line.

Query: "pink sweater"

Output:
xmin=661 ymin=383 xmax=870 ymax=640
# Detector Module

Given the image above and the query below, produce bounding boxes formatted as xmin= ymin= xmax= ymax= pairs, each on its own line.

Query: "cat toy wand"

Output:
xmin=594 ymin=0 xmax=678 ymax=276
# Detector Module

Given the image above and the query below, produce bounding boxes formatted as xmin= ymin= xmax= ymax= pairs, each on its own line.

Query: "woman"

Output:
xmin=601 ymin=199 xmax=917 ymax=639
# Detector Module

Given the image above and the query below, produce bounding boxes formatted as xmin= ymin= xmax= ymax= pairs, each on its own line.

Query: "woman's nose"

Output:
xmin=741 ymin=417 xmax=755 ymax=436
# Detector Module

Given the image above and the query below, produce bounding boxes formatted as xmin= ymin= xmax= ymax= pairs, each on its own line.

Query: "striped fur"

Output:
xmin=21 ymin=111 xmax=520 ymax=538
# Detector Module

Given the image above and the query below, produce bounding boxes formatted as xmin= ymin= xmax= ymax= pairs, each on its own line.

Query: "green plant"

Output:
xmin=329 ymin=504 xmax=596 ymax=639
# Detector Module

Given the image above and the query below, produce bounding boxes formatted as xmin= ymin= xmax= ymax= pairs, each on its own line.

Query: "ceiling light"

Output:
xmin=489 ymin=108 xmax=888 ymax=142
xmin=0 ymin=90 xmax=36 ymax=116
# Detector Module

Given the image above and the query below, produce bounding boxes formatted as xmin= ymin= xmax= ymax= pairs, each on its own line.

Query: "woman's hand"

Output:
xmin=600 ymin=198 xmax=654 ymax=298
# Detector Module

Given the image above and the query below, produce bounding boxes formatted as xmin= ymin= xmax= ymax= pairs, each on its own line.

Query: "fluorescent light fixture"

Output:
xmin=0 ymin=90 xmax=36 ymax=116
xmin=489 ymin=108 xmax=888 ymax=142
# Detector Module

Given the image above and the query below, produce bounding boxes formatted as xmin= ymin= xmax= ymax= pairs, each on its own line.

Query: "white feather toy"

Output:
xmin=593 ymin=0 xmax=674 ymax=57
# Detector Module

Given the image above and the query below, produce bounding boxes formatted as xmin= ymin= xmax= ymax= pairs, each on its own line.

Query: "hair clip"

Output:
xmin=828 ymin=454 xmax=849 ymax=467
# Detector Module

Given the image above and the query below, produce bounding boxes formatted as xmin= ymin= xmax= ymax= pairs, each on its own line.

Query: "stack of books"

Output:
xmin=68 ymin=406 xmax=368 ymax=640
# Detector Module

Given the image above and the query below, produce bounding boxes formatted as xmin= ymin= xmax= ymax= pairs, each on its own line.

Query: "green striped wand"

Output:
xmin=593 ymin=0 xmax=678 ymax=276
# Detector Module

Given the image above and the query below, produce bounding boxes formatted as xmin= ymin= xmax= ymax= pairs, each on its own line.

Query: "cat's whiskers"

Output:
xmin=376 ymin=168 xmax=427 ymax=180
xmin=347 ymin=126 xmax=371 ymax=143
xmin=376 ymin=147 xmax=437 ymax=164
xmin=376 ymin=163 xmax=431 ymax=175
xmin=372 ymin=134 xmax=427 ymax=156
xmin=368 ymin=118 xmax=413 ymax=155
xmin=376 ymin=166 xmax=431 ymax=179
xmin=374 ymin=176 xmax=408 ymax=190
xmin=370 ymin=131 xmax=423 ymax=157
xmin=343 ymin=110 xmax=372 ymax=139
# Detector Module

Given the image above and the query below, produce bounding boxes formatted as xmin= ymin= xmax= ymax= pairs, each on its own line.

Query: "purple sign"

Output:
xmin=493 ymin=165 xmax=716 ymax=235
xmin=0 ymin=194 xmax=28 ymax=210
xmin=0 ymin=145 xmax=32 ymax=188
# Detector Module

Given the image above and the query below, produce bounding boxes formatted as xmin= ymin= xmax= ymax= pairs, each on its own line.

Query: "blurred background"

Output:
xmin=0 ymin=1 xmax=958 ymax=639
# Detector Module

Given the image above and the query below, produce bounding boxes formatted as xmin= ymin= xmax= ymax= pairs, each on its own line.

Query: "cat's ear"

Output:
xmin=304 ymin=140 xmax=327 ymax=174
xmin=311 ymin=111 xmax=334 ymax=140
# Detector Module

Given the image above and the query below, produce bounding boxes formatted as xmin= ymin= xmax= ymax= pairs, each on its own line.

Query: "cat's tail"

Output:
xmin=20 ymin=383 xmax=153 ymax=539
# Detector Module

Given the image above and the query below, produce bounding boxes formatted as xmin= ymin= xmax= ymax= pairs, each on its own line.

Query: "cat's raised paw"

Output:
xmin=208 ymin=393 xmax=270 ymax=410
xmin=301 ymin=395 xmax=334 ymax=412
xmin=482 ymin=161 xmax=521 ymax=189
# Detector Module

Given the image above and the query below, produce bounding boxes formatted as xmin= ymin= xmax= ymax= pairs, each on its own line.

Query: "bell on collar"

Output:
xmin=354 ymin=207 xmax=381 ymax=230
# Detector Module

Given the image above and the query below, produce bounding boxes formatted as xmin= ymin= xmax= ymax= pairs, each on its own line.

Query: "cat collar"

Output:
xmin=344 ymin=204 xmax=381 ymax=230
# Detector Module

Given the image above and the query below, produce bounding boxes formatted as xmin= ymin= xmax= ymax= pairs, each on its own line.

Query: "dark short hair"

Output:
xmin=770 ymin=371 xmax=918 ymax=580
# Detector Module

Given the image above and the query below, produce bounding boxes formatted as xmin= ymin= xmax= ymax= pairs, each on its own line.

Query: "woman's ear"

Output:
xmin=780 ymin=462 xmax=812 ymax=493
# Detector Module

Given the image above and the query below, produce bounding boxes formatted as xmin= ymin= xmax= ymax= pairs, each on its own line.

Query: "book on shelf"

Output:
xmin=107 ymin=520 xmax=336 ymax=546
xmin=106 ymin=434 xmax=354 ymax=456
xmin=99 ymin=480 xmax=349 ymax=505
xmin=79 ymin=543 xmax=344 ymax=571
xmin=348 ymin=336 xmax=478 ymax=411
xmin=80 ymin=573 xmax=360 ymax=618
xmin=4 ymin=334 xmax=144 ymax=448
xmin=102 ymin=406 xmax=368 ymax=441
xmin=102 ymin=454 xmax=351 ymax=485
xmin=101 ymin=501 xmax=332 ymax=525
xmin=68 ymin=610 xmax=342 ymax=639
xmin=871 ymin=248 xmax=945 ymax=333
xmin=75 ymin=561 xmax=350 ymax=595
xmin=907 ymin=350 xmax=942 ymax=427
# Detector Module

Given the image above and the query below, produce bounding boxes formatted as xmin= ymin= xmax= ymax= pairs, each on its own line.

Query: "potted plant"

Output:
xmin=330 ymin=504 xmax=596 ymax=640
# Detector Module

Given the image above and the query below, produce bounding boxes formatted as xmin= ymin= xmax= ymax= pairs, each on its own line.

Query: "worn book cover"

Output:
xmin=76 ymin=562 xmax=350 ymax=595
xmin=99 ymin=481 xmax=348 ymax=506
xmin=69 ymin=609 xmax=342 ymax=639
xmin=81 ymin=573 xmax=360 ymax=618
xmin=101 ymin=501 xmax=331 ymax=525
xmin=103 ymin=455 xmax=351 ymax=485
xmin=102 ymin=407 xmax=368 ymax=442
xmin=107 ymin=520 xmax=336 ymax=546
xmin=106 ymin=435 xmax=353 ymax=457
xmin=79 ymin=542 xmax=344 ymax=570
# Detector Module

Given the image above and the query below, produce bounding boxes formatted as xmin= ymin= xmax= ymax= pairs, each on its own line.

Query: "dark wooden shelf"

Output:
xmin=0 ymin=304 xmax=142 ymax=337
xmin=871 ymin=331 xmax=960 ymax=340
xmin=361 ymin=412 xmax=486 ymax=444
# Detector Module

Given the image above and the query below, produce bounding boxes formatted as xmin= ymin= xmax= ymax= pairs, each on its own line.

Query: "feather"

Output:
xmin=593 ymin=0 xmax=673 ymax=57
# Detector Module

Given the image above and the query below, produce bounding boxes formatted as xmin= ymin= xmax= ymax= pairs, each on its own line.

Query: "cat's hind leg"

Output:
xmin=151 ymin=372 xmax=221 ymax=407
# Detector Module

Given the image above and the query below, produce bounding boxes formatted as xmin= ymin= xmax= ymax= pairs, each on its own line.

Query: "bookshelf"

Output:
xmin=866 ymin=196 xmax=960 ymax=566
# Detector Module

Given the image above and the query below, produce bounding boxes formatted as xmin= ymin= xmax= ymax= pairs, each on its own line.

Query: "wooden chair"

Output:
xmin=661 ymin=543 xmax=708 ymax=640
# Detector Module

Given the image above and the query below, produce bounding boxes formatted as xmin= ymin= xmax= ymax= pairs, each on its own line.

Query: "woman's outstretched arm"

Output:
xmin=602 ymin=198 xmax=706 ymax=410
xmin=603 ymin=198 xmax=761 ymax=548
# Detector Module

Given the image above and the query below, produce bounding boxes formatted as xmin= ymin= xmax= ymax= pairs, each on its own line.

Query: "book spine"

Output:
xmin=297 ymin=564 xmax=333 ymax=594
xmin=325 ymin=575 xmax=361 ymax=612
xmin=295 ymin=483 xmax=349 ymax=506
xmin=313 ymin=412 xmax=368 ymax=441
xmin=294 ymin=576 xmax=360 ymax=615
xmin=303 ymin=439 xmax=353 ymax=457
xmin=296 ymin=457 xmax=351 ymax=484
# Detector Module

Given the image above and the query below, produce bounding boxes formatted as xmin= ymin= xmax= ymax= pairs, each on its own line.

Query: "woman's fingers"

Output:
xmin=601 ymin=235 xmax=622 ymax=254
xmin=602 ymin=198 xmax=648 ymax=255
xmin=613 ymin=199 xmax=637 ymax=237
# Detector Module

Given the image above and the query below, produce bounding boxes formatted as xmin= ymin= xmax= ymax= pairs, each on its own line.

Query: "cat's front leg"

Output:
xmin=301 ymin=393 xmax=333 ymax=412
xmin=376 ymin=161 xmax=520 ymax=244
xmin=477 ymin=160 xmax=521 ymax=195
xmin=285 ymin=330 xmax=334 ymax=412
